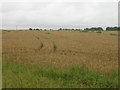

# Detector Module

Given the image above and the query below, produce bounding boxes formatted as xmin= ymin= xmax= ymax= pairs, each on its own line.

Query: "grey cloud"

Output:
xmin=1 ymin=2 xmax=118 ymax=29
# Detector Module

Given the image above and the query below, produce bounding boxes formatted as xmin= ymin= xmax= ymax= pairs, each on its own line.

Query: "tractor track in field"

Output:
xmin=41 ymin=37 xmax=57 ymax=53
xmin=50 ymin=40 xmax=57 ymax=53
xmin=33 ymin=33 xmax=57 ymax=53
xmin=33 ymin=34 xmax=44 ymax=52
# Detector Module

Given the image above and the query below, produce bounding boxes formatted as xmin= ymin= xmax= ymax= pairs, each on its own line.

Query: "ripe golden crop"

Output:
xmin=2 ymin=30 xmax=118 ymax=74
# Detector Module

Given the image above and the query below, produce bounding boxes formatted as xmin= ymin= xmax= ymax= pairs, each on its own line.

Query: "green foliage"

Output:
xmin=29 ymin=28 xmax=43 ymax=31
xmin=58 ymin=28 xmax=82 ymax=31
xmin=80 ymin=30 xmax=89 ymax=32
xmin=29 ymin=28 xmax=32 ymax=30
xmin=84 ymin=27 xmax=103 ymax=31
xmin=58 ymin=28 xmax=63 ymax=30
xmin=106 ymin=27 xmax=120 ymax=31
xmin=3 ymin=61 xmax=118 ymax=88
xmin=109 ymin=33 xmax=120 ymax=36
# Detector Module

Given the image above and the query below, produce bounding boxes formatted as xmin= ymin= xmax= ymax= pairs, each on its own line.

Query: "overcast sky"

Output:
xmin=1 ymin=0 xmax=118 ymax=30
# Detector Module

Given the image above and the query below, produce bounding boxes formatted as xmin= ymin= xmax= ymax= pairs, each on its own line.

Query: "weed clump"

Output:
xmin=109 ymin=33 xmax=120 ymax=36
xmin=45 ymin=32 xmax=51 ymax=34
xmin=96 ymin=31 xmax=102 ymax=34
xmin=3 ymin=30 xmax=11 ymax=32
xmin=80 ymin=30 xmax=89 ymax=32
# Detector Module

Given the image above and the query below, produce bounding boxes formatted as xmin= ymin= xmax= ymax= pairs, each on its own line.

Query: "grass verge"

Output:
xmin=3 ymin=61 xmax=118 ymax=88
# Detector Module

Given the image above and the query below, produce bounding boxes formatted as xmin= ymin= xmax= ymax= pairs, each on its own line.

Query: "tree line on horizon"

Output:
xmin=29 ymin=27 xmax=120 ymax=31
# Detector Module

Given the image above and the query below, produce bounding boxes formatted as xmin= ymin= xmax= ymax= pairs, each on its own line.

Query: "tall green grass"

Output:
xmin=3 ymin=61 xmax=118 ymax=88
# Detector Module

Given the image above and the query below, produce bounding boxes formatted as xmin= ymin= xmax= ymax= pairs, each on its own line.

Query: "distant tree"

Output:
xmin=36 ymin=28 xmax=39 ymax=30
xmin=118 ymin=27 xmax=120 ymax=31
xmin=84 ymin=28 xmax=89 ymax=31
xmin=59 ymin=28 xmax=62 ymax=30
xmin=72 ymin=29 xmax=74 ymax=31
xmin=50 ymin=29 xmax=53 ymax=31
xmin=75 ymin=29 xmax=81 ymax=31
xmin=62 ymin=28 xmax=65 ymax=30
xmin=29 ymin=28 xmax=32 ymax=30
xmin=106 ymin=27 xmax=112 ymax=31
xmin=106 ymin=27 xmax=120 ymax=31
xmin=84 ymin=27 xmax=103 ymax=31
xmin=64 ymin=29 xmax=68 ymax=31
xmin=97 ymin=27 xmax=103 ymax=31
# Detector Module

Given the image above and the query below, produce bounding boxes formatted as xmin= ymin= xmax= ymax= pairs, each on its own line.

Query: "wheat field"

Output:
xmin=2 ymin=30 xmax=118 ymax=75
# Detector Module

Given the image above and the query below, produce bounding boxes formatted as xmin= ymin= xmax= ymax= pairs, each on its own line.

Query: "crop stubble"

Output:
xmin=2 ymin=31 xmax=119 ymax=74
